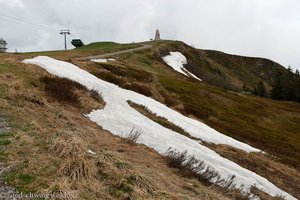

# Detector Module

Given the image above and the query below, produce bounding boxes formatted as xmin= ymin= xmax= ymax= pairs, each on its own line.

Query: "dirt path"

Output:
xmin=77 ymin=44 xmax=152 ymax=60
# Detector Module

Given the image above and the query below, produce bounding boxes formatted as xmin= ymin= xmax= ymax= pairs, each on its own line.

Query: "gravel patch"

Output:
xmin=0 ymin=117 xmax=10 ymax=133
xmin=0 ymin=117 xmax=16 ymax=200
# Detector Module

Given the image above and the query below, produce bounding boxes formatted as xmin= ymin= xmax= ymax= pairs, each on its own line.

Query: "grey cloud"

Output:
xmin=0 ymin=0 xmax=299 ymax=70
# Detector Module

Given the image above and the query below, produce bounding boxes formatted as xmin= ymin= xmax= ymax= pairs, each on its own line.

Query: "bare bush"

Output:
xmin=122 ymin=128 xmax=142 ymax=145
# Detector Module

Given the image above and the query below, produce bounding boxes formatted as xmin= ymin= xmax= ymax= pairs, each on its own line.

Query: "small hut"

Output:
xmin=0 ymin=38 xmax=7 ymax=53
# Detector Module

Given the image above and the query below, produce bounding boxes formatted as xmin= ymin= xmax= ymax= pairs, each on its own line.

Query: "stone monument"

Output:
xmin=154 ymin=29 xmax=160 ymax=40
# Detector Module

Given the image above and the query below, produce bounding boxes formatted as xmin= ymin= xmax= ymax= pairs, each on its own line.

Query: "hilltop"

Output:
xmin=0 ymin=40 xmax=299 ymax=199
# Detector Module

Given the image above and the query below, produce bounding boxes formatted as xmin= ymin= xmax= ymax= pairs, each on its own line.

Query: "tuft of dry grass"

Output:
xmin=121 ymin=128 xmax=142 ymax=145
xmin=90 ymin=89 xmax=102 ymax=102
xmin=49 ymin=132 xmax=97 ymax=181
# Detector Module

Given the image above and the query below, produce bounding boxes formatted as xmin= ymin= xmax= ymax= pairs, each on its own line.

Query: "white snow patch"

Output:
xmin=162 ymin=52 xmax=202 ymax=81
xmin=91 ymin=58 xmax=116 ymax=63
xmin=22 ymin=56 xmax=296 ymax=200
xmin=87 ymin=150 xmax=96 ymax=155
xmin=91 ymin=58 xmax=107 ymax=63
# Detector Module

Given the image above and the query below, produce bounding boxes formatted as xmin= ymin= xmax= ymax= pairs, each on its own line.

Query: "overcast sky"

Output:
xmin=0 ymin=0 xmax=299 ymax=71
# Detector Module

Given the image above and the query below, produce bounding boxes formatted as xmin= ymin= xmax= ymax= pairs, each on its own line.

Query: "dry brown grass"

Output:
xmin=50 ymin=132 xmax=97 ymax=181
xmin=45 ymin=178 xmax=77 ymax=200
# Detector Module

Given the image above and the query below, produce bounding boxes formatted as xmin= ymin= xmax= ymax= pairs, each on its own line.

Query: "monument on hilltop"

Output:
xmin=154 ymin=29 xmax=160 ymax=40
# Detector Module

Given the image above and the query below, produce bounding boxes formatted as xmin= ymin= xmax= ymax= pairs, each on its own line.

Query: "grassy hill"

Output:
xmin=0 ymin=40 xmax=299 ymax=199
xmin=77 ymin=41 xmax=141 ymax=51
xmin=152 ymin=41 xmax=300 ymax=96
xmin=81 ymin=40 xmax=300 ymax=169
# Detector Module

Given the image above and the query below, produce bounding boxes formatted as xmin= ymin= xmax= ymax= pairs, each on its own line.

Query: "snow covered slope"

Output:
xmin=162 ymin=52 xmax=202 ymax=81
xmin=23 ymin=56 xmax=296 ymax=200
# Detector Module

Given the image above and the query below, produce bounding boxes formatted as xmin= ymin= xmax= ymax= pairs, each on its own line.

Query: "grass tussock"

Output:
xmin=163 ymin=148 xmax=254 ymax=200
xmin=41 ymin=76 xmax=84 ymax=106
xmin=121 ymin=128 xmax=142 ymax=145
xmin=49 ymin=132 xmax=97 ymax=181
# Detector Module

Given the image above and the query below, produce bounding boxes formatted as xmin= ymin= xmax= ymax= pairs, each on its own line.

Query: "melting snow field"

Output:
xmin=23 ymin=56 xmax=296 ymax=200
xmin=162 ymin=52 xmax=202 ymax=81
xmin=91 ymin=58 xmax=116 ymax=63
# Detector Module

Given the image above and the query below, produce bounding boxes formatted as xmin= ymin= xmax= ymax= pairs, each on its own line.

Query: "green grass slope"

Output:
xmin=152 ymin=41 xmax=299 ymax=96
xmin=77 ymin=41 xmax=141 ymax=51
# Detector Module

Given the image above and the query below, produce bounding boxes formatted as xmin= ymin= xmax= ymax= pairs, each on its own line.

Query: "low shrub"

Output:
xmin=123 ymin=83 xmax=153 ymax=97
xmin=159 ymin=90 xmax=178 ymax=107
xmin=94 ymin=72 xmax=124 ymax=86
xmin=41 ymin=76 xmax=84 ymax=105
xmin=183 ymin=103 xmax=210 ymax=119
